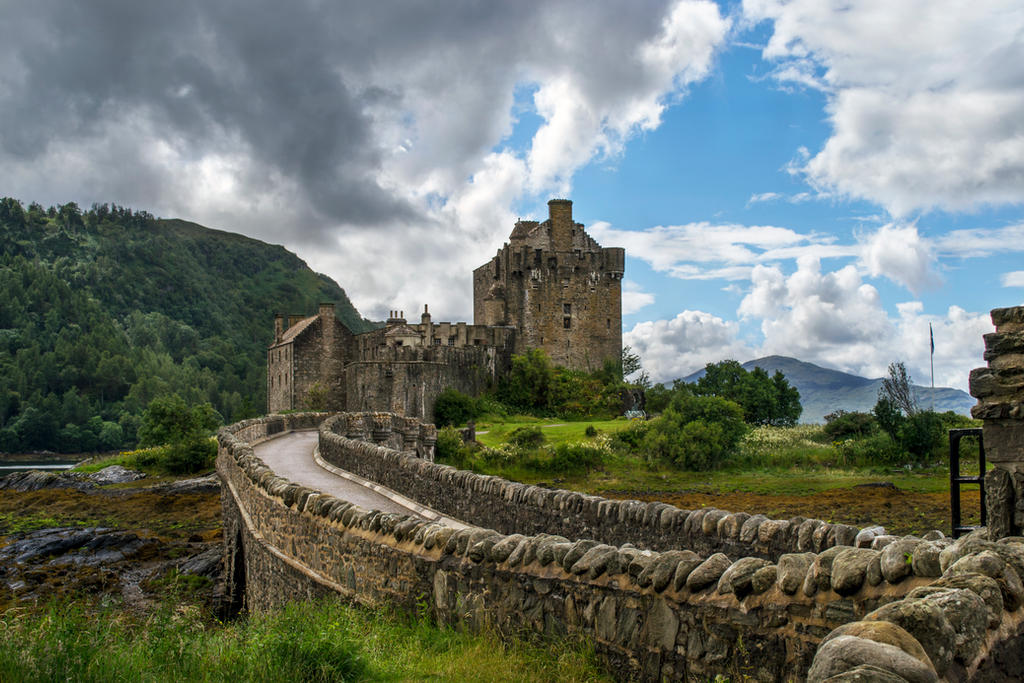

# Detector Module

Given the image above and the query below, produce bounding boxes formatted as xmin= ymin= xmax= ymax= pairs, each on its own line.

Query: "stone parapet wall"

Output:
xmin=319 ymin=413 xmax=864 ymax=561
xmin=219 ymin=413 xmax=1024 ymax=680
xmin=218 ymin=414 xmax=960 ymax=680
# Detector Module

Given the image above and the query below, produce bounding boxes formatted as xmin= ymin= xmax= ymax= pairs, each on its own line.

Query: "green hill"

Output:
xmin=684 ymin=355 xmax=975 ymax=423
xmin=0 ymin=198 xmax=372 ymax=453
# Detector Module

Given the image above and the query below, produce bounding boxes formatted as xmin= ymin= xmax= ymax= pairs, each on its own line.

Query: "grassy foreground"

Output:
xmin=0 ymin=597 xmax=609 ymax=683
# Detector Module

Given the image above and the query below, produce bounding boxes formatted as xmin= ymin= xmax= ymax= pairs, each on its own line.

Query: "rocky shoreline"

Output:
xmin=0 ymin=466 xmax=225 ymax=613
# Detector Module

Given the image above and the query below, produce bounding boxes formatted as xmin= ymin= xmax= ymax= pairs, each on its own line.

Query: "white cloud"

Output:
xmin=625 ymin=310 xmax=754 ymax=383
xmin=933 ymin=223 xmax=1024 ymax=258
xmin=589 ymin=220 xmax=856 ymax=287
xmin=1002 ymin=271 xmax=1024 ymax=288
xmin=622 ymin=281 xmax=655 ymax=315
xmin=736 ymin=256 xmax=990 ymax=390
xmin=744 ymin=0 xmax=1024 ymax=215
xmin=857 ymin=223 xmax=940 ymax=294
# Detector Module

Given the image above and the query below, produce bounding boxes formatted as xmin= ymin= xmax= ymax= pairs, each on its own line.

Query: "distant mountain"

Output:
xmin=683 ymin=355 xmax=975 ymax=423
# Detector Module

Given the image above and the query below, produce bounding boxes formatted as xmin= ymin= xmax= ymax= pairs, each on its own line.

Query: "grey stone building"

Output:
xmin=268 ymin=199 xmax=622 ymax=420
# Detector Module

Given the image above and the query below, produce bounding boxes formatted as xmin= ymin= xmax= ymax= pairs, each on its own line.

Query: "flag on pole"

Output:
xmin=930 ymin=323 xmax=934 ymax=355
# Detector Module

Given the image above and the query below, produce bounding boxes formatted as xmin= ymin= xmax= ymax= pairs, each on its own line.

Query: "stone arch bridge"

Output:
xmin=219 ymin=306 xmax=1024 ymax=681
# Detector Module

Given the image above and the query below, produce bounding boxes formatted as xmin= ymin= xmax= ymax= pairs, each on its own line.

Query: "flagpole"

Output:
xmin=929 ymin=323 xmax=935 ymax=411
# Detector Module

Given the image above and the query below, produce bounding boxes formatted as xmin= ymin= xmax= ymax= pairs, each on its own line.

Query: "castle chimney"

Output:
xmin=421 ymin=304 xmax=432 ymax=345
xmin=548 ymin=198 xmax=573 ymax=253
xmin=319 ymin=303 xmax=335 ymax=349
xmin=274 ymin=314 xmax=284 ymax=341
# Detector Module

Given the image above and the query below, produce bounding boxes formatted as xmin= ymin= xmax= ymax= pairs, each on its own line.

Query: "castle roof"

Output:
xmin=278 ymin=315 xmax=317 ymax=344
xmin=384 ymin=324 xmax=421 ymax=338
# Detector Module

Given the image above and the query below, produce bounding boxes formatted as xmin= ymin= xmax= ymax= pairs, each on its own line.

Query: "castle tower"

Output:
xmin=473 ymin=199 xmax=623 ymax=370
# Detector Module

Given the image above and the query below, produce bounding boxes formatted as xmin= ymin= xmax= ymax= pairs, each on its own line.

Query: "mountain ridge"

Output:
xmin=683 ymin=355 xmax=975 ymax=423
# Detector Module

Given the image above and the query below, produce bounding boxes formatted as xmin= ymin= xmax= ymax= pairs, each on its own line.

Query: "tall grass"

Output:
xmin=0 ymin=597 xmax=609 ymax=682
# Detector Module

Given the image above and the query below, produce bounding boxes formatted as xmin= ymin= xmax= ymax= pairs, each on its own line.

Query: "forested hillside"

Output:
xmin=0 ymin=198 xmax=372 ymax=453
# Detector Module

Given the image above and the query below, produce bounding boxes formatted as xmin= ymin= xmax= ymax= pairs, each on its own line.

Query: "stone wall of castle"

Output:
xmin=473 ymin=199 xmax=623 ymax=371
xmin=345 ymin=344 xmax=511 ymax=423
xmin=218 ymin=412 xmax=1024 ymax=680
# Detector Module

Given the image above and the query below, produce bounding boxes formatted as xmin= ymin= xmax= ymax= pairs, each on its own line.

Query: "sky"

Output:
xmin=1 ymin=0 xmax=1022 ymax=392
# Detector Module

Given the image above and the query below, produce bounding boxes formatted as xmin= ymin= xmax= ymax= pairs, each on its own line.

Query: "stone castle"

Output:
xmin=267 ymin=199 xmax=624 ymax=419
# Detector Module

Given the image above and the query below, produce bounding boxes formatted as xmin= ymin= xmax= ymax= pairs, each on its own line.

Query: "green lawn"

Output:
xmin=459 ymin=419 xmax=959 ymax=497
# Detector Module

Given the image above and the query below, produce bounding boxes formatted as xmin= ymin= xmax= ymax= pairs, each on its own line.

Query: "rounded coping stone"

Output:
xmin=946 ymin=550 xmax=1024 ymax=611
xmin=807 ymin=635 xmax=938 ymax=683
xmin=880 ymin=538 xmax=922 ymax=584
xmin=806 ymin=545 xmax=850 ymax=595
xmin=739 ymin=514 xmax=768 ymax=544
xmin=569 ymin=544 xmax=617 ymax=576
xmin=812 ymin=522 xmax=834 ymax=552
xmin=750 ymin=564 xmax=778 ymax=594
xmin=561 ymin=539 xmax=599 ymax=572
xmin=855 ymin=525 xmax=887 ymax=549
xmin=717 ymin=512 xmax=750 ymax=540
xmin=831 ymin=548 xmax=881 ymax=596
xmin=911 ymin=542 xmax=942 ymax=578
xmin=932 ymin=573 xmax=1004 ymax=627
xmin=778 ymin=552 xmax=815 ymax=595
xmin=864 ymin=598 xmax=956 ymax=676
xmin=702 ymin=509 xmax=729 ymax=536
xmin=821 ymin=620 xmax=935 ymax=672
xmin=640 ymin=550 xmax=696 ymax=591
xmin=686 ymin=553 xmax=731 ymax=591
xmin=717 ymin=557 xmax=771 ymax=597
xmin=798 ymin=519 xmax=824 ymax=552
xmin=488 ymin=534 xmax=525 ymax=563
xmin=904 ymin=587 xmax=988 ymax=663
xmin=671 ymin=551 xmax=705 ymax=591
xmin=757 ymin=519 xmax=789 ymax=547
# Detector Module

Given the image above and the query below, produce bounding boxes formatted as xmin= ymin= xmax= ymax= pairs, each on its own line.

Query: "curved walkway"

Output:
xmin=253 ymin=430 xmax=466 ymax=528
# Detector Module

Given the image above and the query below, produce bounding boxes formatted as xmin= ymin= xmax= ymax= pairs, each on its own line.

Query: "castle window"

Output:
xmin=607 ymin=318 xmax=611 ymax=330
xmin=448 ymin=337 xmax=455 ymax=346
xmin=434 ymin=337 xmax=441 ymax=345
xmin=563 ymin=303 xmax=571 ymax=315
xmin=563 ymin=317 xmax=571 ymax=329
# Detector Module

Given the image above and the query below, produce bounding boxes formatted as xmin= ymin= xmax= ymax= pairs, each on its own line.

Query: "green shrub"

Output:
xmin=823 ymin=410 xmax=877 ymax=440
xmin=433 ymin=389 xmax=479 ymax=428
xmin=435 ymin=426 xmax=470 ymax=469
xmin=610 ymin=419 xmax=649 ymax=453
xmin=640 ymin=394 xmax=746 ymax=470
xmin=584 ymin=425 xmax=598 ymax=438
xmin=523 ymin=442 xmax=607 ymax=475
xmin=163 ymin=437 xmax=216 ymax=474
xmin=833 ymin=433 xmax=901 ymax=467
xmin=900 ymin=411 xmax=944 ymax=464
xmin=508 ymin=425 xmax=545 ymax=449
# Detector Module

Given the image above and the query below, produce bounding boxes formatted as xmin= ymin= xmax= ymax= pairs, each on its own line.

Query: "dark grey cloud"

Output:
xmin=0 ymin=0 xmax=727 ymax=318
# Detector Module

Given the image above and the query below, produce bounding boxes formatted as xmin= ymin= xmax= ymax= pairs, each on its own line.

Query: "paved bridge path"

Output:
xmin=252 ymin=430 xmax=466 ymax=528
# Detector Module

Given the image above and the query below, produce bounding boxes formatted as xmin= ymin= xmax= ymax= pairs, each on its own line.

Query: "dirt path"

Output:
xmin=603 ymin=486 xmax=982 ymax=538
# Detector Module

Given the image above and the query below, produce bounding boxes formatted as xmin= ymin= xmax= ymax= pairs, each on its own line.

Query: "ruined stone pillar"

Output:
xmin=370 ymin=412 xmax=393 ymax=445
xmin=969 ymin=306 xmax=1024 ymax=538
xmin=345 ymin=412 xmax=366 ymax=440
xmin=402 ymin=417 xmax=421 ymax=453
xmin=419 ymin=423 xmax=437 ymax=463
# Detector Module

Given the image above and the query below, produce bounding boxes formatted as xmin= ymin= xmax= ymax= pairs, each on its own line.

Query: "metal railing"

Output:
xmin=949 ymin=428 xmax=985 ymax=538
